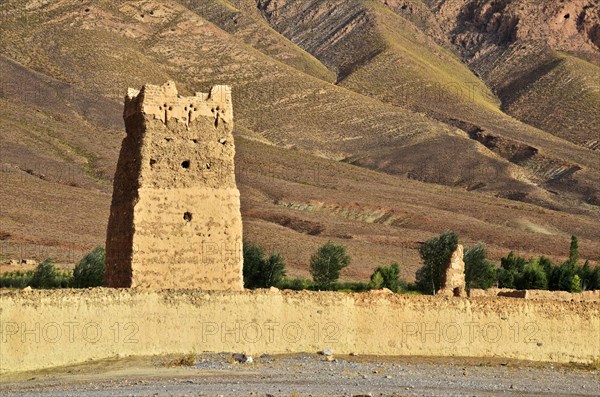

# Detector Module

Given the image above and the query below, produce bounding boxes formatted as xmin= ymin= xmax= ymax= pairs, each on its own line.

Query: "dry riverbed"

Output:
xmin=0 ymin=353 xmax=598 ymax=396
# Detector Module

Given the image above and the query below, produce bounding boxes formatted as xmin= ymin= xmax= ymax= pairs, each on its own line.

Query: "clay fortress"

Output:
xmin=105 ymin=81 xmax=243 ymax=290
xmin=0 ymin=82 xmax=598 ymax=374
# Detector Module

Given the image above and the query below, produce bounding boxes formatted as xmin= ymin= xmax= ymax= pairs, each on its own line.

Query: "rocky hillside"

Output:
xmin=0 ymin=0 xmax=598 ymax=281
xmin=428 ymin=0 xmax=600 ymax=146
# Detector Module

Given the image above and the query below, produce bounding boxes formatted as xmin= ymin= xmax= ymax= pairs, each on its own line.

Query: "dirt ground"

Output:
xmin=0 ymin=353 xmax=598 ymax=397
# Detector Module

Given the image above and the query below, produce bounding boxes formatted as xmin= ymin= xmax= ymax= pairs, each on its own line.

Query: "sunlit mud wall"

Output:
xmin=1 ymin=289 xmax=598 ymax=374
xmin=105 ymin=81 xmax=242 ymax=290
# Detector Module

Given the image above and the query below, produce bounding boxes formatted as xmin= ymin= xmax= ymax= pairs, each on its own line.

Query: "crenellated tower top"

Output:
xmin=124 ymin=80 xmax=233 ymax=127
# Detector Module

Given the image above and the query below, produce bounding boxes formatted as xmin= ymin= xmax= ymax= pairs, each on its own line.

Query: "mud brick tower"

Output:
xmin=105 ymin=81 xmax=243 ymax=290
xmin=437 ymin=244 xmax=466 ymax=297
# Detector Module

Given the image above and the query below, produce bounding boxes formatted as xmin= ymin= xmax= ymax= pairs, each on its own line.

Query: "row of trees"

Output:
xmin=415 ymin=232 xmax=600 ymax=294
xmin=0 ymin=247 xmax=105 ymax=289
xmin=2 ymin=235 xmax=597 ymax=294
xmin=415 ymin=231 xmax=497 ymax=294
xmin=243 ymin=241 xmax=358 ymax=291
xmin=243 ymin=240 xmax=408 ymax=292
xmin=246 ymin=232 xmax=599 ymax=295
xmin=497 ymin=237 xmax=600 ymax=292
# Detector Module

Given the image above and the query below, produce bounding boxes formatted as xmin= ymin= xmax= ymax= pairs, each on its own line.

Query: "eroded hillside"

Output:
xmin=0 ymin=0 xmax=598 ymax=281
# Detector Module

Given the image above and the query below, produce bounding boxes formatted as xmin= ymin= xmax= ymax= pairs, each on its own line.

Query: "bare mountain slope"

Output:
xmin=426 ymin=0 xmax=600 ymax=147
xmin=255 ymin=0 xmax=600 ymax=210
xmin=0 ymin=0 xmax=553 ymax=202
xmin=0 ymin=0 xmax=598 ymax=280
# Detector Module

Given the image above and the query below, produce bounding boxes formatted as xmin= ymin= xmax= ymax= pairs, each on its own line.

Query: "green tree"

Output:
xmin=310 ymin=241 xmax=351 ymax=290
xmin=497 ymin=251 xmax=527 ymax=289
xmin=243 ymin=241 xmax=286 ymax=289
xmin=577 ymin=260 xmax=592 ymax=291
xmin=370 ymin=263 xmax=402 ymax=292
xmin=590 ymin=266 xmax=600 ymax=290
xmin=415 ymin=231 xmax=459 ymax=294
xmin=515 ymin=261 xmax=548 ymax=290
xmin=73 ymin=246 xmax=105 ymax=288
xmin=539 ymin=256 xmax=554 ymax=280
xmin=549 ymin=262 xmax=576 ymax=291
xmin=568 ymin=235 xmax=579 ymax=266
xmin=463 ymin=244 xmax=496 ymax=291
xmin=571 ymin=274 xmax=582 ymax=293
xmin=369 ymin=271 xmax=384 ymax=290
xmin=29 ymin=259 xmax=60 ymax=289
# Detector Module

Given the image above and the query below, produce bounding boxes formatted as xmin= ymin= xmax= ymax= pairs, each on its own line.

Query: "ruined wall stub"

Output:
xmin=437 ymin=244 xmax=466 ymax=297
xmin=105 ymin=81 xmax=243 ymax=290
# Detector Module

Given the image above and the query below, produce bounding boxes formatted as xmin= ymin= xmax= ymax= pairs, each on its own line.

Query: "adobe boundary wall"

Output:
xmin=0 ymin=289 xmax=598 ymax=374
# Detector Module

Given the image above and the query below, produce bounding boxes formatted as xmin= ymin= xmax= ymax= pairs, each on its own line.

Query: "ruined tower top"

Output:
xmin=124 ymin=80 xmax=233 ymax=126
xmin=105 ymin=81 xmax=243 ymax=290
xmin=437 ymin=244 xmax=466 ymax=297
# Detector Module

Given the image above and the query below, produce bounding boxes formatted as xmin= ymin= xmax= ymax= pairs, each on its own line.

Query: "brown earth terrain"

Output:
xmin=1 ymin=353 xmax=598 ymax=397
xmin=0 ymin=0 xmax=599 ymax=283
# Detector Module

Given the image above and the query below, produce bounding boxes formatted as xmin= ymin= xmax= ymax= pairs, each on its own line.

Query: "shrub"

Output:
xmin=369 ymin=271 xmax=384 ymax=290
xmin=539 ymin=256 xmax=554 ymax=279
xmin=463 ymin=244 xmax=496 ymax=291
xmin=73 ymin=246 xmax=105 ymax=288
xmin=277 ymin=277 xmax=311 ymax=290
xmin=515 ymin=261 xmax=548 ymax=290
xmin=576 ymin=260 xmax=600 ymax=291
xmin=332 ymin=281 xmax=370 ymax=292
xmin=548 ymin=262 xmax=576 ymax=291
xmin=30 ymin=259 xmax=60 ymax=289
xmin=590 ymin=266 xmax=600 ymax=290
xmin=369 ymin=263 xmax=402 ymax=292
xmin=310 ymin=241 xmax=350 ymax=290
xmin=0 ymin=270 xmax=34 ymax=288
xmin=55 ymin=270 xmax=73 ymax=288
xmin=577 ymin=260 xmax=591 ymax=291
xmin=403 ymin=282 xmax=419 ymax=292
xmin=243 ymin=241 xmax=286 ymax=289
xmin=497 ymin=251 xmax=527 ymax=289
xmin=415 ymin=231 xmax=458 ymax=294
xmin=571 ymin=274 xmax=582 ymax=293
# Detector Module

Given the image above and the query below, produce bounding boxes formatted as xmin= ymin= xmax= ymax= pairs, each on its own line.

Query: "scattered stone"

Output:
xmin=22 ymin=286 xmax=32 ymax=291
xmin=319 ymin=349 xmax=334 ymax=356
xmin=233 ymin=353 xmax=253 ymax=364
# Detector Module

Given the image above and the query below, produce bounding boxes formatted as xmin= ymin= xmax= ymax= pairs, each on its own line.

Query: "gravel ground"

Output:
xmin=0 ymin=353 xmax=598 ymax=397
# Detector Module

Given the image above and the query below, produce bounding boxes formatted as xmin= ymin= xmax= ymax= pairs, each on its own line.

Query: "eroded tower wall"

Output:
xmin=105 ymin=81 xmax=243 ymax=290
